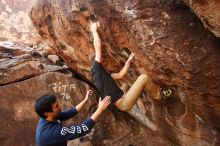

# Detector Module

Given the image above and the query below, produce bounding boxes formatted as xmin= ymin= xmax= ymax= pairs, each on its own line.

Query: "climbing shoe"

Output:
xmin=161 ymin=89 xmax=172 ymax=99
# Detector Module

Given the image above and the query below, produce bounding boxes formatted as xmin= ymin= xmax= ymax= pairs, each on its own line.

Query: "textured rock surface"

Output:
xmin=0 ymin=41 xmax=65 ymax=85
xmin=0 ymin=0 xmax=41 ymax=44
xmin=184 ymin=0 xmax=220 ymax=37
xmin=30 ymin=0 xmax=220 ymax=145
xmin=0 ymin=72 xmax=92 ymax=146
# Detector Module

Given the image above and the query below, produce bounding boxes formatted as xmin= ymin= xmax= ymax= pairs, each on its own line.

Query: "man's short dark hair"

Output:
xmin=34 ymin=94 xmax=57 ymax=119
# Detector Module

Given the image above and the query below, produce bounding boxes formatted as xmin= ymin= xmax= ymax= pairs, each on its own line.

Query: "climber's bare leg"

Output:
xmin=120 ymin=83 xmax=130 ymax=94
xmin=115 ymin=74 xmax=161 ymax=111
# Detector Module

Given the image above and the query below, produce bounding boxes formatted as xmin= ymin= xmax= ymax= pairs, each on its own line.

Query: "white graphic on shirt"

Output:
xmin=61 ymin=127 xmax=69 ymax=135
xmin=61 ymin=124 xmax=89 ymax=135
xmin=68 ymin=126 xmax=76 ymax=134
xmin=82 ymin=124 xmax=89 ymax=131
xmin=77 ymin=126 xmax=81 ymax=133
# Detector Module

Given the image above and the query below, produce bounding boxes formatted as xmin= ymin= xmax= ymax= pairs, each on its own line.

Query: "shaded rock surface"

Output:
xmin=0 ymin=41 xmax=65 ymax=85
xmin=0 ymin=42 xmax=173 ymax=146
xmin=184 ymin=0 xmax=220 ymax=37
xmin=30 ymin=0 xmax=220 ymax=145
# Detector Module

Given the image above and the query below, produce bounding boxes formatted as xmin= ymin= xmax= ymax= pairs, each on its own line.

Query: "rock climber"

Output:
xmin=35 ymin=90 xmax=111 ymax=146
xmin=90 ymin=22 xmax=172 ymax=111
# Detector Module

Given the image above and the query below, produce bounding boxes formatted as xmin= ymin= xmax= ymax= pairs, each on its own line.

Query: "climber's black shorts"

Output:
xmin=91 ymin=60 xmax=123 ymax=103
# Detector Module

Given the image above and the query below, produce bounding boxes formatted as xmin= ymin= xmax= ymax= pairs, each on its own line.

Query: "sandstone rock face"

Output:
xmin=30 ymin=0 xmax=220 ymax=145
xmin=0 ymin=41 xmax=65 ymax=85
xmin=184 ymin=0 xmax=220 ymax=37
xmin=0 ymin=0 xmax=41 ymax=44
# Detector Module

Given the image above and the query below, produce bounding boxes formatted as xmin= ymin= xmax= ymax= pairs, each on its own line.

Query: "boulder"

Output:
xmin=47 ymin=54 xmax=61 ymax=64
xmin=29 ymin=0 xmax=220 ymax=145
xmin=0 ymin=41 xmax=65 ymax=85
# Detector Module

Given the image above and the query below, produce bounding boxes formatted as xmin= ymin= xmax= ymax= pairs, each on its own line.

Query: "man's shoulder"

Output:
xmin=36 ymin=118 xmax=69 ymax=146
xmin=37 ymin=118 xmax=60 ymax=132
xmin=37 ymin=118 xmax=46 ymax=128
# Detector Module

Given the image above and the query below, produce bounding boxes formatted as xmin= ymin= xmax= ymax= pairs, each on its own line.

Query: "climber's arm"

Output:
xmin=90 ymin=22 xmax=102 ymax=63
xmin=111 ymin=53 xmax=135 ymax=80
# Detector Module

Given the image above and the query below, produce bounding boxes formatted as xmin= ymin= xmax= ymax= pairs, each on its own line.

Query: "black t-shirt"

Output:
xmin=91 ymin=60 xmax=124 ymax=103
